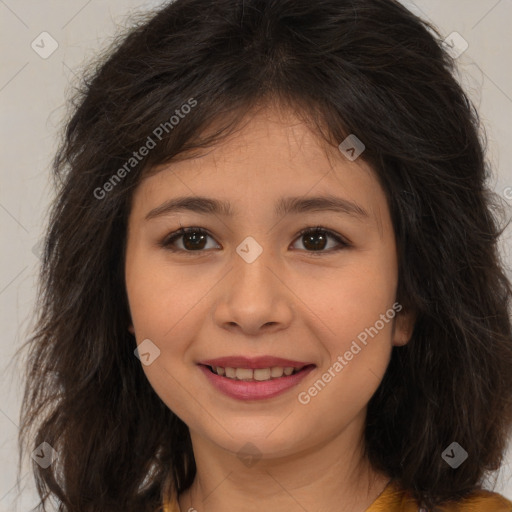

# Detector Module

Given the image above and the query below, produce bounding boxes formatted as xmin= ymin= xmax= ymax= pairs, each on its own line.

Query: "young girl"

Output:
xmin=18 ymin=0 xmax=512 ymax=511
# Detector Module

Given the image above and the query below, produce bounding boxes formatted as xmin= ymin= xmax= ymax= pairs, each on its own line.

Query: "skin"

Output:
xmin=125 ymin=102 xmax=415 ymax=512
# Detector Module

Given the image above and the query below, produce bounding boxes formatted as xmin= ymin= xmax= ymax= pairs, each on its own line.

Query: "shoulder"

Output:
xmin=430 ymin=489 xmax=512 ymax=511
xmin=368 ymin=480 xmax=512 ymax=512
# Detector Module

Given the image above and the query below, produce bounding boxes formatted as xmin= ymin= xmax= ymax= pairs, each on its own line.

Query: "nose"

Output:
xmin=212 ymin=239 xmax=294 ymax=337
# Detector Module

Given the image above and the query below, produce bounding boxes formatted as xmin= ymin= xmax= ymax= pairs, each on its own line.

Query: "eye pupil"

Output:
xmin=183 ymin=231 xmax=207 ymax=250
xmin=303 ymin=231 xmax=327 ymax=251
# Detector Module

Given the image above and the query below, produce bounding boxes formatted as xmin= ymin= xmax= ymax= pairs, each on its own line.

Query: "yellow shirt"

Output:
xmin=161 ymin=479 xmax=512 ymax=511
xmin=367 ymin=479 xmax=512 ymax=511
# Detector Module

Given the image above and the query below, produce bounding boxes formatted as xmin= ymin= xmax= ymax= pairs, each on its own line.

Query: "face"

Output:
xmin=124 ymin=103 xmax=414 ymax=460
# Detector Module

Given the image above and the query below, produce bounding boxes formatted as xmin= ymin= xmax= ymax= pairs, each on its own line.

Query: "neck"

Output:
xmin=177 ymin=418 xmax=391 ymax=512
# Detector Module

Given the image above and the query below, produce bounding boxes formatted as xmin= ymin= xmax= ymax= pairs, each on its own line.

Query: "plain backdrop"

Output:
xmin=1 ymin=1 xmax=511 ymax=510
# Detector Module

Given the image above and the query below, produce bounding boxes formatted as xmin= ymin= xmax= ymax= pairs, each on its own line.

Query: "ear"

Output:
xmin=128 ymin=324 xmax=135 ymax=335
xmin=392 ymin=308 xmax=416 ymax=346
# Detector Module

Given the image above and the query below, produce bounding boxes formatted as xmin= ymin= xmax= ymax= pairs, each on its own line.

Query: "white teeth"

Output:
xmin=235 ymin=368 xmax=253 ymax=380
xmin=270 ymin=366 xmax=284 ymax=377
xmin=253 ymin=368 xmax=271 ymax=381
xmin=211 ymin=365 xmax=302 ymax=381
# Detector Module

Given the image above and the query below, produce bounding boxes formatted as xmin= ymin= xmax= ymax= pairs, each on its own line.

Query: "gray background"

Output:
xmin=1 ymin=0 xmax=511 ymax=509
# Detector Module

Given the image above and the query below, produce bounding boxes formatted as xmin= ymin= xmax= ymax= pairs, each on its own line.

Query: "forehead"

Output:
xmin=154 ymin=104 xmax=371 ymax=177
xmin=131 ymin=104 xmax=387 ymax=233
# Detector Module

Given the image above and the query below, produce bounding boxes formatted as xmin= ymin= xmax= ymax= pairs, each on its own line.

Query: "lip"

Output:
xmin=198 ymin=360 xmax=316 ymax=401
xmin=199 ymin=356 xmax=312 ymax=369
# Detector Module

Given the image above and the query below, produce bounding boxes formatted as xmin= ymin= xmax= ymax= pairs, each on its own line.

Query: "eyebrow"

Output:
xmin=145 ymin=195 xmax=369 ymax=221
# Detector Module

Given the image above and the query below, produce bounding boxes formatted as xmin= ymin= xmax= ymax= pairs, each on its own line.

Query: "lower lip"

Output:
xmin=199 ymin=364 xmax=315 ymax=401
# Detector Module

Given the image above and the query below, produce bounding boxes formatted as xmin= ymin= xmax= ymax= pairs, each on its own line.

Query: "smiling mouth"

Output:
xmin=204 ymin=364 xmax=311 ymax=381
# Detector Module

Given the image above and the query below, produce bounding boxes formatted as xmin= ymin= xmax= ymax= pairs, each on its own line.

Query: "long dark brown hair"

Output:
xmin=16 ymin=0 xmax=512 ymax=510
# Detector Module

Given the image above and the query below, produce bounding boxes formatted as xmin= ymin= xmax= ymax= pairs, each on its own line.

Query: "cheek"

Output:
xmin=300 ymin=278 xmax=396 ymax=420
xmin=125 ymin=248 xmax=213 ymax=391
xmin=305 ymin=252 xmax=398 ymax=378
xmin=125 ymin=254 xmax=201 ymax=419
xmin=126 ymin=245 xmax=206 ymax=336
xmin=307 ymin=250 xmax=397 ymax=334
xmin=339 ymin=271 xmax=397 ymax=329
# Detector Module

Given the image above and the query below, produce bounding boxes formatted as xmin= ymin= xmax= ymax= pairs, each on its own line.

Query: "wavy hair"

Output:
xmin=17 ymin=0 xmax=512 ymax=510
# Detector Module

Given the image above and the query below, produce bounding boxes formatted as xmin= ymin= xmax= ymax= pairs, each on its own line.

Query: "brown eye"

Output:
xmin=302 ymin=230 xmax=329 ymax=251
xmin=160 ymin=225 xmax=350 ymax=255
xmin=181 ymin=230 xmax=208 ymax=250
xmin=161 ymin=228 xmax=220 ymax=252
xmin=292 ymin=227 xmax=350 ymax=253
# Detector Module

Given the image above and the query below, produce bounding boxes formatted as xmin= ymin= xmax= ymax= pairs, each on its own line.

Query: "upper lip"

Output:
xmin=199 ymin=356 xmax=314 ymax=369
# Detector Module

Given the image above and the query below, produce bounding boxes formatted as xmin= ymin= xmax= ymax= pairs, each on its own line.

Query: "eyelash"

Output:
xmin=159 ymin=225 xmax=351 ymax=255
